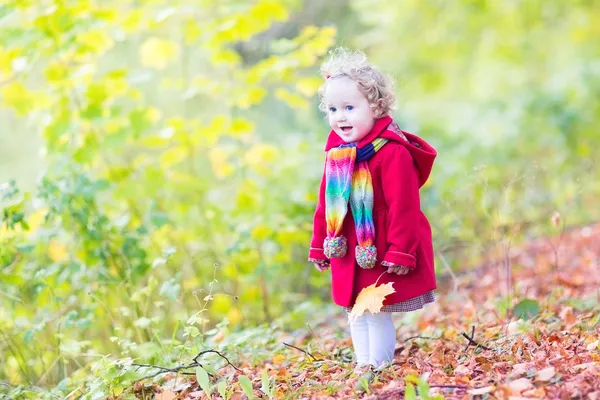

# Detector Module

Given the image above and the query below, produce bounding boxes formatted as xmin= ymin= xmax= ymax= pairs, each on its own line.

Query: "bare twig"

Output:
xmin=430 ymin=384 xmax=469 ymax=389
xmin=133 ymin=362 xmax=199 ymax=381
xmin=461 ymin=326 xmax=492 ymax=352
xmin=192 ymin=350 xmax=242 ymax=372
xmin=283 ymin=342 xmax=323 ymax=362
xmin=403 ymin=335 xmax=442 ymax=342
xmin=133 ymin=348 xmax=241 ymax=381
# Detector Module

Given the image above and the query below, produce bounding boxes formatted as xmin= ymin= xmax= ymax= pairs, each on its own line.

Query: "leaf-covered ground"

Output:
xmin=138 ymin=224 xmax=600 ymax=399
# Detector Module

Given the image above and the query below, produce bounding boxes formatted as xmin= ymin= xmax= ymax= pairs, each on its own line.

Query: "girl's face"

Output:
xmin=323 ymin=77 xmax=376 ymax=143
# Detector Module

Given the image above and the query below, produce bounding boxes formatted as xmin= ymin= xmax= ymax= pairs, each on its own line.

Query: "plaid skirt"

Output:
xmin=343 ymin=290 xmax=435 ymax=313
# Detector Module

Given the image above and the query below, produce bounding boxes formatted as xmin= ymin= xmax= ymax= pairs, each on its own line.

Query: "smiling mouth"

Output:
xmin=340 ymin=126 xmax=353 ymax=133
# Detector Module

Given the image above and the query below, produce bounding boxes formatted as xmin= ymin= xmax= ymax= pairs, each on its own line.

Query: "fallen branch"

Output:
xmin=461 ymin=326 xmax=492 ymax=351
xmin=133 ymin=363 xmax=198 ymax=381
xmin=133 ymin=348 xmax=241 ymax=381
xmin=430 ymin=384 xmax=469 ymax=389
xmin=283 ymin=342 xmax=323 ymax=362
xmin=193 ymin=350 xmax=242 ymax=372
xmin=404 ymin=335 xmax=442 ymax=342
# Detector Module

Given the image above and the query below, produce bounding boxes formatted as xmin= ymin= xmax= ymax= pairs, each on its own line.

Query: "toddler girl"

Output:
xmin=308 ymin=48 xmax=437 ymax=373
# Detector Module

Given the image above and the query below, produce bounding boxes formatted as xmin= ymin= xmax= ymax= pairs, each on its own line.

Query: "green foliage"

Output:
xmin=513 ymin=299 xmax=541 ymax=320
xmin=0 ymin=0 xmax=334 ymax=392
xmin=1 ymin=0 xmax=599 ymax=396
xmin=405 ymin=375 xmax=444 ymax=400
xmin=238 ymin=375 xmax=254 ymax=399
xmin=195 ymin=366 xmax=211 ymax=397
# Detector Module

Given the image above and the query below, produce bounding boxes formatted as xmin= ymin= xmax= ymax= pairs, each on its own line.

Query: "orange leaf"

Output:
xmin=535 ymin=366 xmax=555 ymax=382
xmin=156 ymin=391 xmax=178 ymax=400
xmin=348 ymin=282 xmax=395 ymax=322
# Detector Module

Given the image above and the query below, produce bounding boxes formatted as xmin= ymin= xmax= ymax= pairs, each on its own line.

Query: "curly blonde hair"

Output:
xmin=318 ymin=47 xmax=396 ymax=118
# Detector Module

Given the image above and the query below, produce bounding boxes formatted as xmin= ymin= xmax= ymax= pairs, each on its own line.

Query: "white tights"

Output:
xmin=349 ymin=311 xmax=396 ymax=367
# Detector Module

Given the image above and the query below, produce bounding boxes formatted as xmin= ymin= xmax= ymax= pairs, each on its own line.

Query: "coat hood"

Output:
xmin=324 ymin=115 xmax=437 ymax=187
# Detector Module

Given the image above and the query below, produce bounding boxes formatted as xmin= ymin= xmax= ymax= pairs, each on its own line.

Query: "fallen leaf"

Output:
xmin=572 ymin=361 xmax=598 ymax=371
xmin=454 ymin=365 xmax=471 ymax=376
xmin=272 ymin=353 xmax=286 ymax=364
xmin=557 ymin=272 xmax=584 ymax=288
xmin=156 ymin=390 xmax=178 ymax=400
xmin=512 ymin=362 xmax=533 ymax=375
xmin=523 ymin=388 xmax=547 ymax=397
xmin=535 ymin=366 xmax=555 ymax=382
xmin=508 ymin=378 xmax=533 ymax=394
xmin=348 ymin=282 xmax=395 ymax=322
xmin=559 ymin=307 xmax=577 ymax=325
xmin=468 ymin=386 xmax=495 ymax=395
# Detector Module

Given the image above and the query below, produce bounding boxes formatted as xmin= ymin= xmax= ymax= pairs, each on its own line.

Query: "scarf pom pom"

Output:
xmin=324 ymin=236 xmax=347 ymax=258
xmin=356 ymin=245 xmax=377 ymax=269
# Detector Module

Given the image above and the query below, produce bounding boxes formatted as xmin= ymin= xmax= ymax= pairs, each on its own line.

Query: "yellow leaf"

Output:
xmin=209 ymin=148 xmax=235 ymax=179
xmin=296 ymin=76 xmax=323 ymax=97
xmin=349 ymin=282 xmax=396 ymax=322
xmin=275 ymin=88 xmax=309 ymax=110
xmin=160 ymin=146 xmax=188 ymax=168
xmin=227 ymin=308 xmax=243 ymax=325
xmin=251 ymin=224 xmax=272 ymax=240
xmin=139 ymin=37 xmax=179 ymax=70
xmin=0 ymin=46 xmax=22 ymax=75
xmin=272 ymin=354 xmax=286 ymax=364
xmin=210 ymin=48 xmax=241 ymax=65
xmin=212 ymin=295 xmax=233 ymax=314
xmin=44 ymin=61 xmax=69 ymax=83
xmin=231 ymin=118 xmax=254 ymax=136
xmin=122 ymin=9 xmax=144 ymax=33
xmin=236 ymin=86 xmax=267 ymax=108
xmin=1 ymin=82 xmax=32 ymax=115
xmin=77 ymin=29 xmax=114 ymax=54
xmin=244 ymin=144 xmax=277 ymax=167
xmin=251 ymin=0 xmax=289 ymax=23
xmin=48 ymin=240 xmax=68 ymax=262
xmin=184 ymin=20 xmax=202 ymax=44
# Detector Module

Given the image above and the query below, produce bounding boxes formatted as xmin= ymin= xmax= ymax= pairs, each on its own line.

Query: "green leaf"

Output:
xmin=404 ymin=382 xmax=417 ymax=400
xmin=217 ymin=380 xmax=227 ymax=399
xmin=238 ymin=375 xmax=254 ymax=400
xmin=260 ymin=369 xmax=272 ymax=398
xmin=417 ymin=378 xmax=431 ymax=400
xmin=513 ymin=299 xmax=540 ymax=320
xmin=195 ymin=366 xmax=211 ymax=397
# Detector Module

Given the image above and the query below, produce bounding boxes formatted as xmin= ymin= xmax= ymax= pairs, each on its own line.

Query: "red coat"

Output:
xmin=309 ymin=116 xmax=437 ymax=307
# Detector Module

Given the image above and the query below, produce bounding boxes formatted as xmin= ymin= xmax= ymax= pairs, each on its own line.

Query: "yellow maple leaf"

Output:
xmin=349 ymin=282 xmax=396 ymax=323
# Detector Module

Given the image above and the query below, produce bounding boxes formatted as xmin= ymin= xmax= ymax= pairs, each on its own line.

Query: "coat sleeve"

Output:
xmin=308 ymin=164 xmax=329 ymax=263
xmin=380 ymin=144 xmax=421 ymax=269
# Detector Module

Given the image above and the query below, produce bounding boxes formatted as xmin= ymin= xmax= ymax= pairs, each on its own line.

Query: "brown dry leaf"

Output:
xmin=557 ymin=272 xmax=584 ymax=288
xmin=156 ymin=390 xmax=178 ymax=400
xmin=468 ymin=386 xmax=495 ymax=395
xmin=512 ymin=362 xmax=533 ymax=375
xmin=508 ymin=378 xmax=533 ymax=394
xmin=348 ymin=282 xmax=395 ymax=322
xmin=587 ymin=340 xmax=599 ymax=351
xmin=535 ymin=366 xmax=555 ymax=382
xmin=559 ymin=307 xmax=577 ymax=325
xmin=454 ymin=365 xmax=471 ymax=376
xmin=572 ymin=361 xmax=598 ymax=371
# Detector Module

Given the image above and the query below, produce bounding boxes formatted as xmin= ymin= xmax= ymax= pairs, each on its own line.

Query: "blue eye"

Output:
xmin=346 ymin=105 xmax=354 ymax=111
xmin=329 ymin=107 xmax=337 ymax=112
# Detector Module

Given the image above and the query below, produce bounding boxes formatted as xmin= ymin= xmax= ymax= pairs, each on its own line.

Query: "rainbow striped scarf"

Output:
xmin=324 ymin=138 xmax=388 ymax=269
